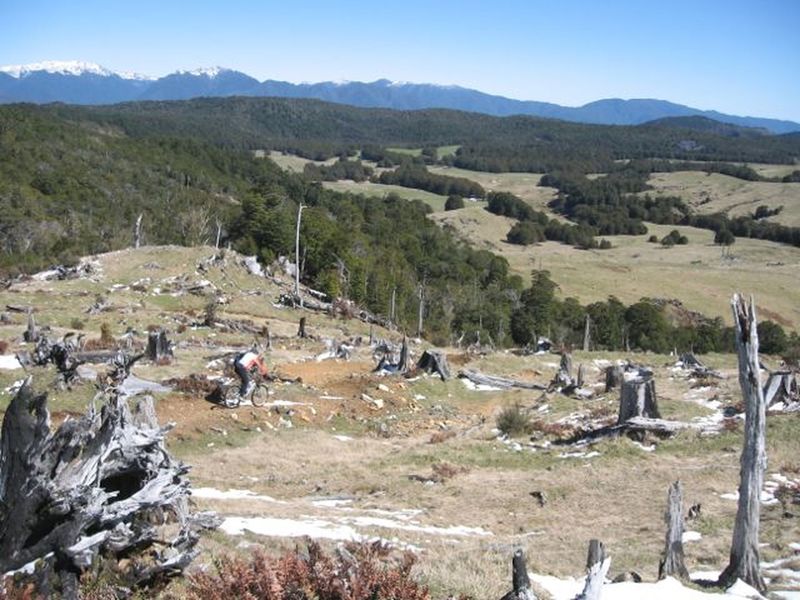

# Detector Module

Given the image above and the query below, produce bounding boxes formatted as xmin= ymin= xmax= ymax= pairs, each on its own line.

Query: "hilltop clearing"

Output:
xmin=0 ymin=246 xmax=798 ymax=598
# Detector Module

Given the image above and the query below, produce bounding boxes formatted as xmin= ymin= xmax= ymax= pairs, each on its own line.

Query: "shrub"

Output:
xmin=648 ymin=235 xmax=659 ymax=243
xmin=496 ymin=403 xmax=531 ymax=436
xmin=70 ymin=318 xmax=85 ymax=330
xmin=444 ymin=195 xmax=465 ymax=210
xmin=186 ymin=542 xmax=429 ymax=600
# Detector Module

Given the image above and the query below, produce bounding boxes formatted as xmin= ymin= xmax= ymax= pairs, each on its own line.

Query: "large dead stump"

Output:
xmin=297 ymin=316 xmax=307 ymax=339
xmin=659 ymin=480 xmax=689 ymax=580
xmin=23 ymin=312 xmax=37 ymax=343
xmin=0 ymin=378 xmax=215 ymax=595
xmin=604 ymin=365 xmax=623 ymax=392
xmin=718 ymin=294 xmax=767 ymax=593
xmin=575 ymin=539 xmax=611 ymax=600
xmin=499 ymin=549 xmax=536 ymax=600
xmin=416 ymin=350 xmax=451 ymax=381
xmin=146 ymin=328 xmax=173 ymax=363
xmin=763 ymin=371 xmax=797 ymax=407
xmin=617 ymin=375 xmax=661 ymax=424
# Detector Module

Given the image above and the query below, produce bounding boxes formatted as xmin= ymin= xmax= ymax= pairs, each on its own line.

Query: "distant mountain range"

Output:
xmin=2 ymin=60 xmax=798 ymax=134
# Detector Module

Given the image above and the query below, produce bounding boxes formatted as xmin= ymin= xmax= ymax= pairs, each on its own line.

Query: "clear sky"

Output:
xmin=2 ymin=0 xmax=799 ymax=121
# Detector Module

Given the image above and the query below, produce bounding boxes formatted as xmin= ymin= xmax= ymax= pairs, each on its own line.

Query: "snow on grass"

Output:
xmin=683 ymin=531 xmax=702 ymax=543
xmin=192 ymin=487 xmax=286 ymax=504
xmin=531 ymin=572 xmax=764 ymax=599
xmin=460 ymin=378 xmax=502 ymax=392
xmin=0 ymin=355 xmax=22 ymax=370
xmin=220 ymin=516 xmax=360 ymax=541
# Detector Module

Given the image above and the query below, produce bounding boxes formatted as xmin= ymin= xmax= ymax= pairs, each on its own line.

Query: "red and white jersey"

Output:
xmin=238 ymin=351 xmax=260 ymax=369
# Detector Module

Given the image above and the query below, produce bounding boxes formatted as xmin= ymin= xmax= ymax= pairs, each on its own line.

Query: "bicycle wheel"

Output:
xmin=251 ymin=382 xmax=270 ymax=407
xmin=223 ymin=385 xmax=241 ymax=408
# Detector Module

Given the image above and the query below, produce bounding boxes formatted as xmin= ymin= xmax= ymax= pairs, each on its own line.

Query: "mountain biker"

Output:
xmin=233 ymin=347 xmax=268 ymax=398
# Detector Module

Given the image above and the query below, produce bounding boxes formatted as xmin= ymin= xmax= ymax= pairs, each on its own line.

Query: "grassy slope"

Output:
xmin=643 ymin=171 xmax=800 ymax=227
xmin=432 ymin=207 xmax=800 ymax=329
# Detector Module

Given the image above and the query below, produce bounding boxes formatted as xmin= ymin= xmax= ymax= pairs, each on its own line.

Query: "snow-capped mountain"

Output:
xmin=0 ymin=60 xmax=798 ymax=133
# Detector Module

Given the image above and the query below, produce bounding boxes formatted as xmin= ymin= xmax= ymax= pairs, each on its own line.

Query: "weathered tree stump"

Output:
xmin=499 ymin=548 xmax=536 ymax=600
xmin=297 ymin=316 xmax=307 ymax=339
xmin=0 ymin=379 xmax=215 ymax=595
xmin=763 ymin=371 xmax=797 ymax=407
xmin=416 ymin=350 xmax=451 ymax=381
xmin=718 ymin=294 xmax=767 ymax=593
xmin=577 ymin=364 xmax=586 ymax=388
xmin=659 ymin=480 xmax=689 ymax=580
xmin=576 ymin=539 xmax=611 ymax=600
xmin=605 ymin=365 xmax=623 ymax=392
xmin=398 ymin=335 xmax=410 ymax=373
xmin=146 ymin=328 xmax=173 ymax=363
xmin=617 ymin=375 xmax=661 ymax=424
xmin=23 ymin=311 xmax=37 ymax=343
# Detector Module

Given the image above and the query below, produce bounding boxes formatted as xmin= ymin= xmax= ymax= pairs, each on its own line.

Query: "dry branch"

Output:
xmin=459 ymin=369 xmax=546 ymax=390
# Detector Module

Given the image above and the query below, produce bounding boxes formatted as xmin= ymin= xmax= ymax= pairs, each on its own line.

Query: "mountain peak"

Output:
xmin=0 ymin=60 xmax=114 ymax=78
xmin=175 ymin=67 xmax=231 ymax=78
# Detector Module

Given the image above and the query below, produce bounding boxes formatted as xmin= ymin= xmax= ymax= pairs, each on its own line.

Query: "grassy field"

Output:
xmin=264 ymin=151 xmax=338 ymax=172
xmin=643 ymin=171 xmax=800 ymax=227
xmin=429 ymin=166 xmax=559 ymax=213
xmin=1 ymin=245 xmax=798 ymax=598
xmin=432 ymin=207 xmax=800 ymax=329
xmin=321 ymin=180 xmax=450 ymax=211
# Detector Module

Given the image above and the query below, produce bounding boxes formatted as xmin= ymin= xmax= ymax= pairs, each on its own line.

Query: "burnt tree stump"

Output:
xmin=617 ymin=375 xmax=661 ymax=424
xmin=23 ymin=312 xmax=38 ymax=343
xmin=146 ymin=328 xmax=173 ymax=363
xmin=718 ymin=294 xmax=767 ymax=593
xmin=297 ymin=316 xmax=307 ymax=339
xmin=605 ymin=365 xmax=623 ymax=392
xmin=659 ymin=480 xmax=689 ymax=580
xmin=499 ymin=548 xmax=536 ymax=600
xmin=576 ymin=539 xmax=611 ymax=600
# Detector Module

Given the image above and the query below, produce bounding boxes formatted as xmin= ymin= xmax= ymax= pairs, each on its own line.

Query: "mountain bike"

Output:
xmin=222 ymin=371 xmax=270 ymax=408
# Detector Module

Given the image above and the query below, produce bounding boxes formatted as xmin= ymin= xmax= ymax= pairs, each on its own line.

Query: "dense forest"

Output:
xmin=1 ymin=99 xmax=799 ymax=354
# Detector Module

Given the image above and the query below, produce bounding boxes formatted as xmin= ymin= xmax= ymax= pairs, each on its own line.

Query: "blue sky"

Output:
xmin=2 ymin=0 xmax=799 ymax=121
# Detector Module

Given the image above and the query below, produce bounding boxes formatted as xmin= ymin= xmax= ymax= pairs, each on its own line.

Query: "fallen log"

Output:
xmin=764 ymin=371 xmax=797 ymax=408
xmin=459 ymin=369 xmax=546 ymax=391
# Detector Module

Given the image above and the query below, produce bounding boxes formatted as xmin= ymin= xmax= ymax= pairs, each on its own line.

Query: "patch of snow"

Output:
xmin=192 ymin=487 xmax=286 ymax=504
xmin=632 ymin=441 xmax=656 ymax=452
xmin=264 ymin=400 xmax=307 ymax=407
xmin=460 ymin=379 xmax=502 ymax=392
xmin=3 ymin=553 xmax=55 ymax=579
xmin=333 ymin=434 xmax=353 ymax=442
xmin=559 ymin=451 xmax=601 ymax=459
xmin=221 ymin=516 xmax=360 ymax=541
xmin=118 ymin=374 xmax=171 ymax=397
xmin=790 ymin=542 xmax=800 ymax=551
xmin=320 ymin=395 xmax=345 ymax=400
xmin=0 ymin=60 xmax=113 ymax=78
xmin=532 ymin=572 xmax=766 ymax=600
xmin=683 ymin=531 xmax=702 ymax=542
xmin=177 ymin=66 xmax=228 ymax=77
xmin=0 ymin=355 xmax=22 ymax=370
xmin=3 ymin=379 xmax=25 ymax=395
xmin=341 ymin=515 xmax=492 ymax=537
xmin=311 ymin=498 xmax=353 ymax=508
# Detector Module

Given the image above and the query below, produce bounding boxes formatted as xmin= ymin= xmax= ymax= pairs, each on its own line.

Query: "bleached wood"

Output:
xmin=659 ymin=480 xmax=689 ymax=580
xmin=718 ymin=294 xmax=767 ymax=593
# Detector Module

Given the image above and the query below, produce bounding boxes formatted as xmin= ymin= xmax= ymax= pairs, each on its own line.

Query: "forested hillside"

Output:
xmin=1 ymin=99 xmax=799 ymax=352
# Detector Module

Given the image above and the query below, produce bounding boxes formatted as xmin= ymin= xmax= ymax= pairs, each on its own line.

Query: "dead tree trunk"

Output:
xmin=499 ymin=548 xmax=536 ymax=600
xmin=583 ymin=314 xmax=591 ymax=352
xmin=398 ymin=336 xmax=410 ymax=373
xmin=577 ymin=364 xmax=586 ymax=388
xmin=605 ymin=365 xmax=623 ymax=392
xmin=0 ymin=379 xmax=214 ymax=594
xmin=146 ymin=328 xmax=173 ymax=363
xmin=718 ymin=294 xmax=767 ymax=593
xmin=576 ymin=539 xmax=611 ymax=600
xmin=294 ymin=204 xmax=304 ymax=304
xmin=416 ymin=284 xmax=425 ymax=338
xmin=617 ymin=375 xmax=661 ymax=424
xmin=763 ymin=371 xmax=797 ymax=407
xmin=23 ymin=311 xmax=37 ymax=343
xmin=416 ymin=350 xmax=451 ymax=381
xmin=297 ymin=317 xmax=307 ymax=339
xmin=659 ymin=480 xmax=689 ymax=580
xmin=133 ymin=213 xmax=143 ymax=249
xmin=214 ymin=219 xmax=222 ymax=250
xmin=390 ymin=287 xmax=397 ymax=323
